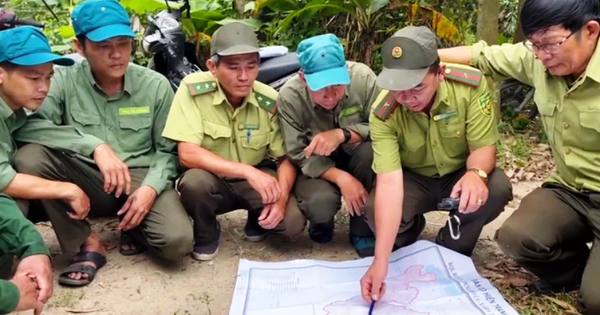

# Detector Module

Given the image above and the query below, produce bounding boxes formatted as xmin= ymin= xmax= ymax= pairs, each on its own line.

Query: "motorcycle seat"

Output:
xmin=257 ymin=52 xmax=301 ymax=85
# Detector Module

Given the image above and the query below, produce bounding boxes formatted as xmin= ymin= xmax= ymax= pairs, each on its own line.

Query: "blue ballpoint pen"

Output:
xmin=368 ymin=300 xmax=375 ymax=315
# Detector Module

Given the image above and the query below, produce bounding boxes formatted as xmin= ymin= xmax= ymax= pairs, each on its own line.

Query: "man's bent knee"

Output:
xmin=148 ymin=226 xmax=193 ymax=261
xmin=177 ymin=169 xmax=221 ymax=199
xmin=298 ymin=192 xmax=339 ymax=224
xmin=580 ymin=285 xmax=600 ymax=315
xmin=495 ymin=217 xmax=532 ymax=260
xmin=14 ymin=143 xmax=54 ymax=175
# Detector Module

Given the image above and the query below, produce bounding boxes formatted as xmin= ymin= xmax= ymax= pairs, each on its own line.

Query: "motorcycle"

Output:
xmin=141 ymin=0 xmax=301 ymax=91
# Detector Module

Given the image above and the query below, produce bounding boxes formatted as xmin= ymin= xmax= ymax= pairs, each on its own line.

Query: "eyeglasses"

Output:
xmin=523 ymin=31 xmax=577 ymax=55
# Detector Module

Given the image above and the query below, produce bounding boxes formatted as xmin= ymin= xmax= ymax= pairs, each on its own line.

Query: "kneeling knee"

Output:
xmin=14 ymin=144 xmax=49 ymax=175
xmin=178 ymin=169 xmax=219 ymax=198
xmin=495 ymin=221 xmax=529 ymax=259
xmin=154 ymin=229 xmax=193 ymax=261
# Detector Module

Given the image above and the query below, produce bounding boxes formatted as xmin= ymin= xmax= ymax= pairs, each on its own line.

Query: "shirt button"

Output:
xmin=432 ymin=141 xmax=437 ymax=146
xmin=455 ymin=131 xmax=460 ymax=136
xmin=232 ymin=138 xmax=236 ymax=143
xmin=238 ymin=124 xmax=244 ymax=130
xmin=565 ymin=148 xmax=571 ymax=154
xmin=564 ymin=123 xmax=570 ymax=129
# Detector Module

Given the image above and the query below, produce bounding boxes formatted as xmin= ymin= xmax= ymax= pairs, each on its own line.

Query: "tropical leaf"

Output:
xmin=244 ymin=1 xmax=255 ymax=12
xmin=276 ymin=0 xmax=353 ymax=32
xmin=57 ymin=25 xmax=75 ymax=38
xmin=120 ymin=0 xmax=181 ymax=13
xmin=366 ymin=0 xmax=390 ymax=15
xmin=253 ymin=0 xmax=301 ymax=13
xmin=406 ymin=3 xmax=462 ymax=42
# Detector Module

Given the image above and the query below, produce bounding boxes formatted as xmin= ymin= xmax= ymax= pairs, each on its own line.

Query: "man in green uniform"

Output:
xmin=359 ymin=26 xmax=513 ymax=303
xmin=14 ymin=0 xmax=193 ymax=287
xmin=277 ymin=34 xmax=379 ymax=257
xmin=162 ymin=22 xmax=305 ymax=261
xmin=0 ymin=194 xmax=53 ymax=315
xmin=438 ymin=0 xmax=600 ymax=312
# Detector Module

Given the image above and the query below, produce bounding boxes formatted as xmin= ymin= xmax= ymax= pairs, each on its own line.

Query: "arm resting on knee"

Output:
xmin=178 ymin=142 xmax=255 ymax=180
xmin=2 ymin=174 xmax=74 ymax=200
xmin=275 ymin=157 xmax=296 ymax=200
xmin=467 ymin=145 xmax=496 ymax=174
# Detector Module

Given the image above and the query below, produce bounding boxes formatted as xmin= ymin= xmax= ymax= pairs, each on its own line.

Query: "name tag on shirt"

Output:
xmin=119 ymin=106 xmax=150 ymax=115
xmin=339 ymin=105 xmax=362 ymax=117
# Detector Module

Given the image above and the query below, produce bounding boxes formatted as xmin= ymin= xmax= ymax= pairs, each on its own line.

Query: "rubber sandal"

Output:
xmin=58 ymin=251 xmax=107 ymax=287
xmin=119 ymin=231 xmax=147 ymax=256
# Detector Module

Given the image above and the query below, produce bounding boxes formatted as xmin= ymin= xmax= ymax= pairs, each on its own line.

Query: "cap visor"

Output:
xmin=304 ymin=66 xmax=350 ymax=91
xmin=376 ymin=68 xmax=428 ymax=91
xmin=11 ymin=53 xmax=75 ymax=67
xmin=85 ymin=24 xmax=136 ymax=42
xmin=217 ymin=45 xmax=260 ymax=56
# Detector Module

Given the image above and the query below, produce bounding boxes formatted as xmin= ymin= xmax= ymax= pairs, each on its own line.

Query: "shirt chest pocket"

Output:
xmin=70 ymin=109 xmax=101 ymax=135
xmin=535 ymin=95 xmax=558 ymax=146
xmin=577 ymin=110 xmax=600 ymax=152
xmin=202 ymin=121 xmax=232 ymax=154
xmin=117 ymin=116 xmax=153 ymax=152
xmin=338 ymin=106 xmax=364 ymax=126
xmin=439 ymin=123 xmax=468 ymax=157
xmin=239 ymin=129 xmax=269 ymax=166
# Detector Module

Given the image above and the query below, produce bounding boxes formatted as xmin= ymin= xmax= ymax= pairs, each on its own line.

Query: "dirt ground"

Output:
xmin=10 ymin=180 xmax=543 ymax=315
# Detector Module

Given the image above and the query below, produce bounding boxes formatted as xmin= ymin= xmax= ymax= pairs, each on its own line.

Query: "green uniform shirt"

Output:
xmin=471 ymin=41 xmax=600 ymax=192
xmin=0 ymin=194 xmax=50 ymax=314
xmin=0 ymin=98 xmax=104 ymax=191
xmin=370 ymin=66 xmax=499 ymax=175
xmin=32 ymin=61 xmax=178 ymax=194
xmin=162 ymin=71 xmax=285 ymax=166
xmin=277 ymin=61 xmax=380 ymax=178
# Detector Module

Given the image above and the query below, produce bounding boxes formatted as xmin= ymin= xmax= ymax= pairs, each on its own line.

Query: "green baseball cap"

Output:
xmin=71 ymin=0 xmax=136 ymax=42
xmin=210 ymin=22 xmax=259 ymax=57
xmin=297 ymin=33 xmax=350 ymax=91
xmin=0 ymin=26 xmax=74 ymax=67
xmin=377 ymin=26 xmax=439 ymax=91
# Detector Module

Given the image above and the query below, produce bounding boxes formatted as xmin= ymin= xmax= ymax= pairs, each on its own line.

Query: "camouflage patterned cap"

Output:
xmin=376 ymin=26 xmax=439 ymax=91
xmin=210 ymin=22 xmax=259 ymax=57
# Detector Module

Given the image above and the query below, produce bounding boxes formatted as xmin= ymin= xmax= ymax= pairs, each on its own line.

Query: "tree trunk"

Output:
xmin=234 ymin=0 xmax=245 ymax=17
xmin=513 ymin=0 xmax=526 ymax=43
xmin=476 ymin=0 xmax=500 ymax=44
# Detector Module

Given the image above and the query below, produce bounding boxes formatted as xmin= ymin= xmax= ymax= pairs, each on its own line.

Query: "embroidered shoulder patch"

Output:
xmin=444 ymin=66 xmax=483 ymax=87
xmin=478 ymin=92 xmax=492 ymax=117
xmin=372 ymin=91 xmax=398 ymax=120
xmin=253 ymin=91 xmax=277 ymax=114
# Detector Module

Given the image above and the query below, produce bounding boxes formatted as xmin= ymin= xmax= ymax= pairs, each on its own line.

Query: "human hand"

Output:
xmin=304 ymin=129 xmax=345 ymax=158
xmin=93 ymin=143 xmax=131 ymax=198
xmin=117 ymin=185 xmax=157 ymax=231
xmin=450 ymin=171 xmax=489 ymax=213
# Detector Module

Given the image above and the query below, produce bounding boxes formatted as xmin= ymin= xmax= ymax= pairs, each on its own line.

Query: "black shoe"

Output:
xmin=244 ymin=212 xmax=267 ymax=242
xmin=309 ymin=219 xmax=334 ymax=244
xmin=528 ymin=279 xmax=580 ymax=296
xmin=349 ymin=235 xmax=376 ymax=258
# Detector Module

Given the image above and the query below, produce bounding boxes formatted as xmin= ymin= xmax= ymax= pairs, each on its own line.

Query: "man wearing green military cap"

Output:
xmin=359 ymin=26 xmax=513 ymax=303
xmin=277 ymin=33 xmax=380 ymax=257
xmin=0 ymin=25 xmax=111 ymax=314
xmin=163 ymin=22 xmax=305 ymax=261
xmin=15 ymin=0 xmax=193 ymax=287
xmin=439 ymin=0 xmax=600 ymax=312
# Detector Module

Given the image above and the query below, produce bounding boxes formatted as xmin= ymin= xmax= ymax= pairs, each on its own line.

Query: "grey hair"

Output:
xmin=210 ymin=54 xmax=221 ymax=65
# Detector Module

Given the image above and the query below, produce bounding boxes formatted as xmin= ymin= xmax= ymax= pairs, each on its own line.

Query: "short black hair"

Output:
xmin=428 ymin=57 xmax=441 ymax=74
xmin=0 ymin=61 xmax=17 ymax=72
xmin=521 ymin=0 xmax=600 ymax=37
xmin=76 ymin=34 xmax=87 ymax=49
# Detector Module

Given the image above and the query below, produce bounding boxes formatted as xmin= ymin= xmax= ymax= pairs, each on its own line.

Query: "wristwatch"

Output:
xmin=468 ymin=168 xmax=488 ymax=183
xmin=342 ymin=128 xmax=352 ymax=143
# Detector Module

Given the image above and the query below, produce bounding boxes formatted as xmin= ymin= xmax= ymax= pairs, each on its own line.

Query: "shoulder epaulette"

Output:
xmin=187 ymin=81 xmax=217 ymax=96
xmin=372 ymin=91 xmax=399 ymax=120
xmin=253 ymin=91 xmax=277 ymax=114
xmin=444 ymin=66 xmax=483 ymax=87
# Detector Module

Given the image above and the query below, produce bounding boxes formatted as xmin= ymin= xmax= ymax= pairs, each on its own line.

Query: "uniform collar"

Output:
xmin=583 ymin=41 xmax=600 ymax=84
xmin=83 ymin=60 xmax=133 ymax=95
xmin=0 ymin=97 xmax=13 ymax=121
xmin=211 ymin=73 xmax=259 ymax=108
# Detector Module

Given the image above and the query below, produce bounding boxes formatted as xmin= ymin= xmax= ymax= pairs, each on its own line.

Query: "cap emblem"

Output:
xmin=391 ymin=46 xmax=403 ymax=59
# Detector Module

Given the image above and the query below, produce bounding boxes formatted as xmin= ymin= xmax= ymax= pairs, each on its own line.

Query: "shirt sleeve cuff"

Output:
xmin=301 ymin=157 xmax=335 ymax=178
xmin=0 ymin=168 xmax=17 ymax=192
xmin=470 ymin=41 xmax=487 ymax=68
xmin=0 ymin=280 xmax=19 ymax=314
xmin=141 ymin=176 xmax=169 ymax=196
xmin=79 ymin=135 xmax=105 ymax=156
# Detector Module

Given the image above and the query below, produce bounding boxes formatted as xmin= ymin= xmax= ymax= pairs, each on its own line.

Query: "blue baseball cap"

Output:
xmin=297 ymin=34 xmax=350 ymax=91
xmin=0 ymin=26 xmax=74 ymax=67
xmin=71 ymin=0 xmax=136 ymax=42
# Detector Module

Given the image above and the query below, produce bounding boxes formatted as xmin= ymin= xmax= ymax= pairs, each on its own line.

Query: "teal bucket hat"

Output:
xmin=71 ymin=0 xmax=136 ymax=42
xmin=297 ymin=34 xmax=350 ymax=91
xmin=0 ymin=26 xmax=74 ymax=66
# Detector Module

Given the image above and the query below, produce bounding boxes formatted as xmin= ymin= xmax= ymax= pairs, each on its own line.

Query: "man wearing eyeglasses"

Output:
xmin=439 ymin=0 xmax=600 ymax=313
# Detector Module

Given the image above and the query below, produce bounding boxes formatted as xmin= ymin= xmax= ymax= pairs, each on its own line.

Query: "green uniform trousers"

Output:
xmin=496 ymin=183 xmax=600 ymax=314
xmin=13 ymin=144 xmax=193 ymax=260
xmin=177 ymin=161 xmax=306 ymax=248
xmin=294 ymin=141 xmax=375 ymax=238
xmin=365 ymin=167 xmax=513 ymax=256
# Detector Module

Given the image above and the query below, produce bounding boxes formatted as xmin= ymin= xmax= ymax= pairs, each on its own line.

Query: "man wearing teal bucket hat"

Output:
xmin=0 ymin=25 xmax=111 ymax=315
xmin=277 ymin=33 xmax=380 ymax=258
xmin=15 ymin=0 xmax=192 ymax=287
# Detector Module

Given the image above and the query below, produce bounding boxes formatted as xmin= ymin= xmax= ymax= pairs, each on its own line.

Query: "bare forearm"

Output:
xmin=467 ymin=145 xmax=496 ymax=174
xmin=178 ymin=142 xmax=252 ymax=179
xmin=276 ymin=158 xmax=296 ymax=198
xmin=438 ymin=46 xmax=474 ymax=65
xmin=373 ymin=170 xmax=404 ymax=264
xmin=347 ymin=129 xmax=363 ymax=144
xmin=320 ymin=167 xmax=349 ymax=187
xmin=3 ymin=173 xmax=72 ymax=200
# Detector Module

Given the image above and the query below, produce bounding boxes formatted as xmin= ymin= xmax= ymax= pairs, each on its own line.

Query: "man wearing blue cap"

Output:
xmin=14 ymin=0 xmax=192 ymax=287
xmin=0 ymin=25 xmax=119 ymax=314
xmin=277 ymin=34 xmax=380 ymax=257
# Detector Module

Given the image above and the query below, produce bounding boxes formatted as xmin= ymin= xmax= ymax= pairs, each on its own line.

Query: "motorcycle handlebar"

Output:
xmin=14 ymin=17 xmax=44 ymax=28
xmin=0 ymin=9 xmax=45 ymax=30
